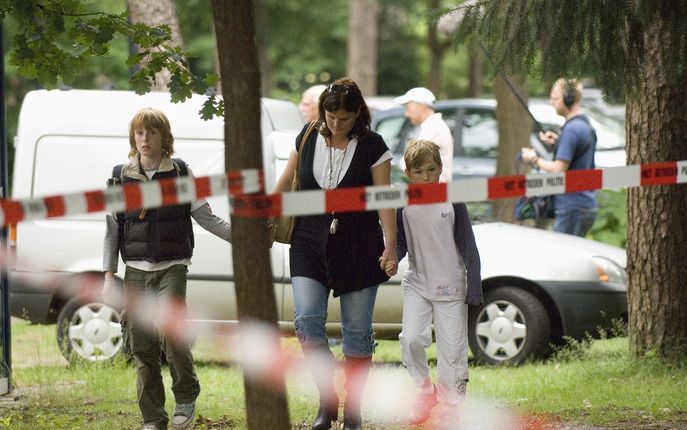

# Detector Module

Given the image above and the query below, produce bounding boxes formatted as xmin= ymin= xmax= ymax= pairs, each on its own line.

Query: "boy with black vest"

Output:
xmin=103 ymin=107 xmax=231 ymax=430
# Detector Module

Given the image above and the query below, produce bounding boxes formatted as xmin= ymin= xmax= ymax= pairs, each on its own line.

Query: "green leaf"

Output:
xmin=204 ymin=73 xmax=220 ymax=87
xmin=130 ymin=71 xmax=152 ymax=95
xmin=200 ymin=95 xmax=223 ymax=120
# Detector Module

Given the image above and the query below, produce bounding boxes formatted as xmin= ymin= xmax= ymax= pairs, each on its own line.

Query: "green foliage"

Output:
xmin=255 ymin=0 xmax=349 ymax=97
xmin=588 ymin=189 xmax=627 ymax=248
xmin=200 ymin=94 xmax=224 ymax=121
xmin=2 ymin=0 xmax=216 ymax=111
xmin=376 ymin=2 xmax=424 ymax=95
xmin=551 ymin=318 xmax=627 ymax=363
xmin=452 ymin=0 xmax=687 ymax=97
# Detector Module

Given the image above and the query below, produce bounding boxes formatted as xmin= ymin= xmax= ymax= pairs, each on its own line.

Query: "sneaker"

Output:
xmin=456 ymin=379 xmax=467 ymax=398
xmin=172 ymin=401 xmax=196 ymax=429
xmin=141 ymin=424 xmax=159 ymax=430
xmin=407 ymin=384 xmax=438 ymax=425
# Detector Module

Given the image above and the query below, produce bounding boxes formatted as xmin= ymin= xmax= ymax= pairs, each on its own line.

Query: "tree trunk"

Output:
xmin=493 ymin=74 xmax=531 ymax=222
xmin=127 ymin=0 xmax=185 ymax=91
xmin=625 ymin=16 xmax=687 ymax=360
xmin=427 ymin=0 xmax=451 ymax=96
xmin=210 ymin=2 xmax=290 ymax=429
xmin=347 ymin=0 xmax=379 ymax=95
xmin=467 ymin=43 xmax=482 ymax=98
xmin=254 ymin=0 xmax=274 ymax=97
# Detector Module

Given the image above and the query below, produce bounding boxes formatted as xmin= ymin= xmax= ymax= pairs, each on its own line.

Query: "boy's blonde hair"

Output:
xmin=128 ymin=107 xmax=175 ymax=158
xmin=404 ymin=139 xmax=442 ymax=170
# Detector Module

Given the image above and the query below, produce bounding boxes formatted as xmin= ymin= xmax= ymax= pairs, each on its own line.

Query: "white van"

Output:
xmin=9 ymin=89 xmax=310 ymax=362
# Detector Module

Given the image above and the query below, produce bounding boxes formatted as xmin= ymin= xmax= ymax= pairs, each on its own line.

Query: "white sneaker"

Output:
xmin=141 ymin=424 xmax=158 ymax=430
xmin=172 ymin=401 xmax=196 ymax=429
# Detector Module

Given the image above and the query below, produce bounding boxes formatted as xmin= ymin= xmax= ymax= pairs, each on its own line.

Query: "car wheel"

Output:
xmin=57 ymin=296 xmax=125 ymax=363
xmin=468 ymin=286 xmax=550 ymax=365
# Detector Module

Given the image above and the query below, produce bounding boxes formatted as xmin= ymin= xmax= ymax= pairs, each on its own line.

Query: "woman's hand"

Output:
xmin=379 ymin=247 xmax=398 ymax=277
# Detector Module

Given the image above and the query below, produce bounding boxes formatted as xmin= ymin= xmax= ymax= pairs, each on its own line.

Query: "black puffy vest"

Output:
xmin=117 ymin=161 xmax=194 ymax=263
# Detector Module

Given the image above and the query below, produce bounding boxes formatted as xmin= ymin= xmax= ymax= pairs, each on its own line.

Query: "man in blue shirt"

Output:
xmin=521 ymin=78 xmax=598 ymax=236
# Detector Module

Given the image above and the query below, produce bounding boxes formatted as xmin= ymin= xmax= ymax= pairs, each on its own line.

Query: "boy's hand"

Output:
xmin=379 ymin=248 xmax=398 ymax=277
xmin=102 ymin=275 xmax=123 ymax=308
xmin=384 ymin=260 xmax=397 ymax=277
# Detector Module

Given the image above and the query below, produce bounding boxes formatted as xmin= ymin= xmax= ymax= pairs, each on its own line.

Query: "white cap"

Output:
xmin=394 ymin=87 xmax=436 ymax=106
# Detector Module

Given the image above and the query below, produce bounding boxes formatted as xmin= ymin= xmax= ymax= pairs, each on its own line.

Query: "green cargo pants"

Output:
xmin=124 ymin=264 xmax=200 ymax=430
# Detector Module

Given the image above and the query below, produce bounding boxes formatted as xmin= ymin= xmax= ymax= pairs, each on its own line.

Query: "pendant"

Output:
xmin=329 ymin=218 xmax=338 ymax=235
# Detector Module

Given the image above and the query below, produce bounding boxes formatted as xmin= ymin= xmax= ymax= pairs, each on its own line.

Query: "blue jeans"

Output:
xmin=292 ymin=276 xmax=378 ymax=358
xmin=553 ymin=208 xmax=598 ymax=237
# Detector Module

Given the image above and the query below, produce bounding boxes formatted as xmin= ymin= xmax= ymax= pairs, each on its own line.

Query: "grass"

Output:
xmin=2 ymin=318 xmax=687 ymax=429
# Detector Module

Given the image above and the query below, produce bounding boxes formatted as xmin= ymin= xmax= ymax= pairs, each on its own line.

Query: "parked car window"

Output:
xmin=460 ymin=109 xmax=498 ymax=158
xmin=585 ymin=107 xmax=625 ymax=150
xmin=375 ymin=115 xmax=408 ymax=155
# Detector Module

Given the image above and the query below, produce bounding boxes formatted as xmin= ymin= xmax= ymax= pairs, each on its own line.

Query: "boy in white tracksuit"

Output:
xmin=395 ymin=139 xmax=483 ymax=424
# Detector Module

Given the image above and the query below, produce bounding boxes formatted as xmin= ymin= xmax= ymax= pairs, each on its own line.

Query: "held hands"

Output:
xmin=379 ymin=247 xmax=398 ymax=277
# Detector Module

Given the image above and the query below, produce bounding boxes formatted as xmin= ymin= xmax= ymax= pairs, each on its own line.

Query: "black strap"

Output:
xmin=172 ymin=158 xmax=189 ymax=177
xmin=295 ymin=122 xmax=318 ymax=178
xmin=108 ymin=164 xmax=124 ymax=187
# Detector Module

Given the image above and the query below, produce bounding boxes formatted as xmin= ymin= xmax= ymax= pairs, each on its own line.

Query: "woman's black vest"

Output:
xmin=116 ymin=161 xmax=194 ymax=264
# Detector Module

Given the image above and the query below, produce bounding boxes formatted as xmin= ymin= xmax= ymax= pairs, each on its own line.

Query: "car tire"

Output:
xmin=468 ymin=286 xmax=550 ymax=365
xmin=57 ymin=296 xmax=125 ymax=364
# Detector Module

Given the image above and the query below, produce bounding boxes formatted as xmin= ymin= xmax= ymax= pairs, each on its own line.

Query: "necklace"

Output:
xmin=327 ymin=140 xmax=348 ymax=235
xmin=327 ymin=143 xmax=348 ymax=190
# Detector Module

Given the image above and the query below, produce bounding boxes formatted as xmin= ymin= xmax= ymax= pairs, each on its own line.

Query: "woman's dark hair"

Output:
xmin=317 ymin=77 xmax=371 ymax=139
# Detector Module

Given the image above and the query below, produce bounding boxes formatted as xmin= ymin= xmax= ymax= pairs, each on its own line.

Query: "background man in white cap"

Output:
xmin=299 ymin=84 xmax=327 ymax=123
xmin=394 ymin=87 xmax=453 ymax=182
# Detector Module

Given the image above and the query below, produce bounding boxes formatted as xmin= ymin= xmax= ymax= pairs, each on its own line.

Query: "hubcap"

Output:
xmin=475 ymin=300 xmax=527 ymax=361
xmin=84 ymin=317 xmax=110 ymax=344
xmin=68 ymin=303 xmax=123 ymax=361
xmin=490 ymin=316 xmax=514 ymax=343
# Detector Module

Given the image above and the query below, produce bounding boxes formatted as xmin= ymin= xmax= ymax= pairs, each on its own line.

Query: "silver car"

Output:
xmin=11 ymin=219 xmax=627 ymax=366
xmin=371 ymin=98 xmax=626 ymax=181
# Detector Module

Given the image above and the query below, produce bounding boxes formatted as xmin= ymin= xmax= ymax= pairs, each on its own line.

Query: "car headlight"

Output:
xmin=591 ymin=256 xmax=627 ymax=284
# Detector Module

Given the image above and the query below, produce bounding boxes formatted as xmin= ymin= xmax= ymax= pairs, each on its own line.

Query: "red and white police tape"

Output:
xmin=2 ymin=161 xmax=686 ymax=227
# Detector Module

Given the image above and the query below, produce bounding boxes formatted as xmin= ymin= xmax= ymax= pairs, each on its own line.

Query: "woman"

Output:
xmin=272 ymin=78 xmax=398 ymax=430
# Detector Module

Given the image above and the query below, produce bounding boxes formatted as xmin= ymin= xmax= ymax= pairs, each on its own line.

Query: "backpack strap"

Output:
xmin=172 ymin=158 xmax=189 ymax=177
xmin=107 ymin=164 xmax=124 ymax=187
xmin=107 ymin=164 xmax=125 ymax=225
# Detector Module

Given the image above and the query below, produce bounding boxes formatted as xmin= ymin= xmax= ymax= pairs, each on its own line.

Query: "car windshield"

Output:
xmin=584 ymin=108 xmax=625 ymax=150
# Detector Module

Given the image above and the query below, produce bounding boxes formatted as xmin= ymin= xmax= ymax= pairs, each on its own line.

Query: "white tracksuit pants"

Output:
xmin=399 ymin=287 xmax=469 ymax=403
